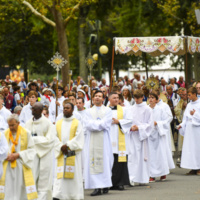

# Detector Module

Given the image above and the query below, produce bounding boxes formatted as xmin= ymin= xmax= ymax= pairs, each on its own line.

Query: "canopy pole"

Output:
xmin=185 ymin=37 xmax=188 ymax=88
xmin=144 ymin=53 xmax=148 ymax=79
xmin=110 ymin=38 xmax=115 ymax=91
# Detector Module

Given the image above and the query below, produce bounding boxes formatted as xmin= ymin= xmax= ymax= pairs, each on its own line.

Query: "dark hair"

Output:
xmin=149 ymin=92 xmax=158 ymax=100
xmin=93 ymin=90 xmax=104 ymax=98
xmin=63 ymin=102 xmax=74 ymax=110
xmin=122 ymin=88 xmax=132 ymax=101
xmin=188 ymin=87 xmax=197 ymax=96
xmin=58 ymin=86 xmax=64 ymax=91
xmin=11 ymin=82 xmax=17 ymax=87
xmin=108 ymin=92 xmax=118 ymax=98
xmin=13 ymin=86 xmax=20 ymax=92
xmin=68 ymin=94 xmax=76 ymax=99
xmin=43 ymin=107 xmax=49 ymax=115
xmin=77 ymin=97 xmax=84 ymax=103
xmin=152 ymin=89 xmax=160 ymax=96
xmin=133 ymin=89 xmax=144 ymax=98
xmin=118 ymin=94 xmax=124 ymax=102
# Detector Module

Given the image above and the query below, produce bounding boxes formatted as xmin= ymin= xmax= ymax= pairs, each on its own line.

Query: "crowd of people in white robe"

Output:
xmin=0 ymin=74 xmax=200 ymax=200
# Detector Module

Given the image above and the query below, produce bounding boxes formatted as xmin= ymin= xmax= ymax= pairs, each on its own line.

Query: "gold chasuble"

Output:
xmin=117 ymin=105 xmax=127 ymax=162
xmin=56 ymin=118 xmax=79 ymax=179
xmin=0 ymin=126 xmax=38 ymax=200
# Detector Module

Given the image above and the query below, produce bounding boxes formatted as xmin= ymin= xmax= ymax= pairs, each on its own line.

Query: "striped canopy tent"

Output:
xmin=110 ymin=36 xmax=200 ymax=89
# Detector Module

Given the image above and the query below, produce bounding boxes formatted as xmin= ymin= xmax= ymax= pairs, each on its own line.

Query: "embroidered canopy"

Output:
xmin=114 ymin=36 xmax=200 ymax=56
xmin=188 ymin=36 xmax=200 ymax=54
xmin=109 ymin=36 xmax=200 ymax=89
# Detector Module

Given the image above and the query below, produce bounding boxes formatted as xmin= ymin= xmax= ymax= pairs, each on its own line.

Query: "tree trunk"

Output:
xmin=186 ymin=54 xmax=193 ymax=87
xmin=194 ymin=53 xmax=200 ymax=81
xmin=53 ymin=9 xmax=69 ymax=86
xmin=78 ymin=6 xmax=90 ymax=83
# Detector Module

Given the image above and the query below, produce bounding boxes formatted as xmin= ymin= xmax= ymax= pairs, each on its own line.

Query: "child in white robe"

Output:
xmin=178 ymin=87 xmax=200 ymax=175
xmin=128 ymin=89 xmax=153 ymax=184
xmin=148 ymin=91 xmax=174 ymax=182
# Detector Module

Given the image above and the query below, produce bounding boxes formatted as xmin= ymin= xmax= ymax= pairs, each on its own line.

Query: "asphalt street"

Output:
xmin=84 ymin=166 xmax=200 ymax=200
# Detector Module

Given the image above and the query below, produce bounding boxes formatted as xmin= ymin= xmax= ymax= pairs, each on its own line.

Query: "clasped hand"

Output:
xmin=190 ymin=109 xmax=195 ymax=116
xmin=112 ymin=118 xmax=119 ymax=125
xmin=6 ymin=153 xmax=19 ymax=162
xmin=131 ymin=125 xmax=138 ymax=132
xmin=61 ymin=144 xmax=68 ymax=155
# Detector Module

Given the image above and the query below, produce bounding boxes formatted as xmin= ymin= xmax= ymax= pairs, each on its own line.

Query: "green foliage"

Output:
xmin=1 ymin=0 xmax=200 ymax=80
xmin=0 ymin=0 xmax=56 ymax=75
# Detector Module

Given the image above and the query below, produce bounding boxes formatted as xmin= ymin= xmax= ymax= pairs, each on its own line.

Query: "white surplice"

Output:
xmin=157 ymin=100 xmax=175 ymax=169
xmin=0 ymin=133 xmax=8 ymax=179
xmin=19 ymin=103 xmax=33 ymax=127
xmin=49 ymin=96 xmax=65 ymax=123
xmin=179 ymin=99 xmax=200 ymax=169
xmin=148 ymin=105 xmax=174 ymax=178
xmin=25 ymin=115 xmax=56 ymax=200
xmin=157 ymin=100 xmax=176 ymax=152
xmin=127 ymin=102 xmax=153 ymax=184
xmin=0 ymin=115 xmax=7 ymax=133
xmin=53 ymin=115 xmax=84 ymax=200
xmin=83 ymin=105 xmax=114 ymax=189
xmin=0 ymin=106 xmax=11 ymax=131
xmin=77 ymin=109 xmax=87 ymax=177
xmin=110 ymin=107 xmax=132 ymax=155
xmin=2 ymin=130 xmax=36 ymax=200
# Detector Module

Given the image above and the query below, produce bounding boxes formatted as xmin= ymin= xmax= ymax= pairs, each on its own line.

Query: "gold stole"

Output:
xmin=117 ymin=105 xmax=127 ymax=162
xmin=0 ymin=126 xmax=38 ymax=200
xmin=56 ymin=118 xmax=78 ymax=179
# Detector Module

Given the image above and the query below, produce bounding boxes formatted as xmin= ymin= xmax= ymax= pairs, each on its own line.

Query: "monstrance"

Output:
xmin=48 ymin=52 xmax=67 ymax=116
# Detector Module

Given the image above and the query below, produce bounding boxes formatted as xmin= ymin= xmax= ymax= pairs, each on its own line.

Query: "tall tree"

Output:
xmin=22 ymin=0 xmax=97 ymax=86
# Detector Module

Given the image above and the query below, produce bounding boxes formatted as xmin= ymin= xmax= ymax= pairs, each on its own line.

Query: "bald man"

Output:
xmin=25 ymin=102 xmax=56 ymax=200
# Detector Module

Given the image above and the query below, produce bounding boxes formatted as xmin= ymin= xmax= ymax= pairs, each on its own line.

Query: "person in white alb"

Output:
xmin=178 ymin=87 xmax=200 ymax=175
xmin=0 ymin=114 xmax=37 ymax=200
xmin=53 ymin=102 xmax=84 ymax=200
xmin=19 ymin=91 xmax=38 ymax=127
xmin=83 ymin=90 xmax=113 ymax=196
xmin=0 ymin=131 xmax=8 ymax=179
xmin=0 ymin=94 xmax=12 ymax=132
xmin=128 ymin=89 xmax=153 ymax=185
xmin=148 ymin=91 xmax=175 ymax=182
xmin=49 ymin=86 xmax=65 ymax=124
xmin=25 ymin=102 xmax=56 ymax=200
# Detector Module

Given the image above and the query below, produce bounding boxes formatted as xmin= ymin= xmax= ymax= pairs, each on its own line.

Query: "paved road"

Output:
xmin=84 ymin=167 xmax=200 ymax=200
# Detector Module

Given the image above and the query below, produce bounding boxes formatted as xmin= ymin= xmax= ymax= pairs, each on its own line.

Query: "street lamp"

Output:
xmin=93 ymin=53 xmax=98 ymax=61
xmin=99 ymin=45 xmax=109 ymax=55
xmin=98 ymin=45 xmax=109 ymax=79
